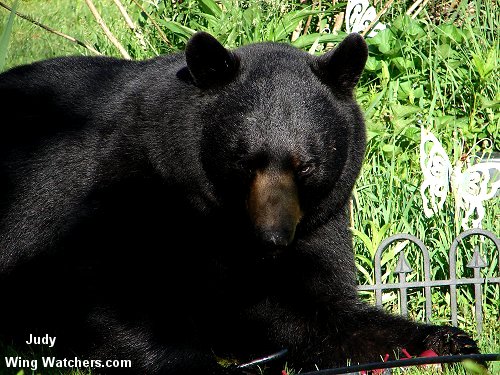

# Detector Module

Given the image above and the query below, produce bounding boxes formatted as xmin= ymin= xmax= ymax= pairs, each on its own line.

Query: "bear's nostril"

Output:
xmin=257 ymin=228 xmax=293 ymax=248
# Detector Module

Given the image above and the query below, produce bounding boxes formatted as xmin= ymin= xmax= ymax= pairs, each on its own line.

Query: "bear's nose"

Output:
xmin=257 ymin=228 xmax=294 ymax=248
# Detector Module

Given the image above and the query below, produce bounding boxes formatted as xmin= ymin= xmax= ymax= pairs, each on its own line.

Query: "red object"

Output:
xmin=401 ymin=349 xmax=412 ymax=359
xmin=281 ymin=371 xmax=288 ymax=375
xmin=418 ymin=349 xmax=440 ymax=370
xmin=360 ymin=348 xmax=438 ymax=374
xmin=419 ymin=349 xmax=438 ymax=357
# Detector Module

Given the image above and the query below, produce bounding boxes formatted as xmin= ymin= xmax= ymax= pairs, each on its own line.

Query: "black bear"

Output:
xmin=0 ymin=32 xmax=479 ymax=374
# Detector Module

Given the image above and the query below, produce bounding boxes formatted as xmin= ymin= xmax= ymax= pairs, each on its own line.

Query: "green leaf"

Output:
xmin=275 ymin=9 xmax=327 ymax=41
xmin=159 ymin=20 xmax=196 ymax=40
xmin=369 ymin=28 xmax=393 ymax=54
xmin=413 ymin=85 xmax=424 ymax=99
xmin=0 ymin=0 xmax=19 ymax=72
xmin=292 ymin=32 xmax=345 ymax=49
xmin=472 ymin=49 xmax=496 ymax=80
xmin=436 ymin=43 xmax=453 ymax=59
xmin=380 ymin=60 xmax=390 ymax=87
xmin=381 ymin=143 xmax=402 ymax=155
xmin=396 ymin=81 xmax=412 ymax=100
xmin=196 ymin=0 xmax=221 ymax=17
xmin=190 ymin=13 xmax=219 ymax=31
xmin=392 ymin=15 xmax=425 ymax=38
xmin=471 ymin=53 xmax=486 ymax=78
xmin=479 ymin=95 xmax=500 ymax=110
xmin=242 ymin=8 xmax=256 ymax=28
xmin=392 ymin=56 xmax=414 ymax=72
xmin=365 ymin=56 xmax=381 ymax=72
xmin=372 ymin=222 xmax=391 ymax=251
xmin=351 ymin=228 xmax=375 ymax=258
xmin=392 ymin=118 xmax=414 ymax=135
xmin=364 ymin=87 xmax=387 ymax=118
xmin=438 ymin=24 xmax=464 ymax=44
xmin=461 ymin=359 xmax=489 ymax=374
xmin=391 ymin=104 xmax=421 ymax=119
xmin=396 ymin=82 xmax=424 ymax=102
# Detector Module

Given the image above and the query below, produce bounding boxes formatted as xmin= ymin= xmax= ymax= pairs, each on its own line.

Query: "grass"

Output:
xmin=351 ymin=1 xmax=499 ymax=333
xmin=0 ymin=0 xmax=17 ymax=70
xmin=0 ymin=0 xmax=142 ymax=69
xmin=0 ymin=0 xmax=498 ymax=374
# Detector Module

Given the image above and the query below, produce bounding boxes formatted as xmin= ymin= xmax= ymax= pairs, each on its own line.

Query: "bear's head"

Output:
xmin=184 ymin=32 xmax=367 ymax=252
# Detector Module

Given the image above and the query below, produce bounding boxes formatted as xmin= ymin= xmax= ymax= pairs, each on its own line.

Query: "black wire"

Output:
xmin=300 ymin=353 xmax=500 ymax=375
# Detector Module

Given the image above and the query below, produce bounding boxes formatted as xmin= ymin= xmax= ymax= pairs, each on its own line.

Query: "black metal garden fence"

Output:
xmin=358 ymin=228 xmax=500 ymax=334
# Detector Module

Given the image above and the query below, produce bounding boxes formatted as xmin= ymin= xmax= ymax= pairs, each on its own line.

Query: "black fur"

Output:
xmin=0 ymin=32 xmax=479 ymax=374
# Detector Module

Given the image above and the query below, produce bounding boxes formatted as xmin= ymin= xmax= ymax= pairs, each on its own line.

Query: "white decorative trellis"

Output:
xmin=345 ymin=0 xmax=386 ymax=37
xmin=420 ymin=128 xmax=500 ymax=230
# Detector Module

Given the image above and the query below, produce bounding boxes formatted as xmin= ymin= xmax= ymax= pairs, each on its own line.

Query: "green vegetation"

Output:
xmin=351 ymin=1 xmax=499 ymax=334
xmin=0 ymin=0 xmax=138 ymax=68
xmin=0 ymin=0 xmax=498 ymax=374
xmin=0 ymin=0 xmax=17 ymax=70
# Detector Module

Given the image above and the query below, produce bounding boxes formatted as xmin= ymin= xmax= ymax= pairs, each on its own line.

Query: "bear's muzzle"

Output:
xmin=247 ymin=169 xmax=302 ymax=249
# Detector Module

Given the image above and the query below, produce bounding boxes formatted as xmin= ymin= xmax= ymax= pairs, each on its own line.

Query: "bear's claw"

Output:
xmin=424 ymin=326 xmax=486 ymax=368
xmin=424 ymin=326 xmax=479 ymax=355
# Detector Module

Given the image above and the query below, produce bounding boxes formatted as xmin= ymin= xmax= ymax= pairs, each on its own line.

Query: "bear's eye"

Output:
xmin=297 ymin=163 xmax=315 ymax=178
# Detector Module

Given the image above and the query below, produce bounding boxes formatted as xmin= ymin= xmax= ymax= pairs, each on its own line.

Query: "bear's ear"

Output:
xmin=184 ymin=32 xmax=239 ymax=88
xmin=313 ymin=33 xmax=368 ymax=95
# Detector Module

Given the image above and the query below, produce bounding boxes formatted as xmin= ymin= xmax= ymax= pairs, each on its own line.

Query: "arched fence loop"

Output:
xmin=358 ymin=229 xmax=500 ymax=334
xmin=448 ymin=228 xmax=500 ymax=333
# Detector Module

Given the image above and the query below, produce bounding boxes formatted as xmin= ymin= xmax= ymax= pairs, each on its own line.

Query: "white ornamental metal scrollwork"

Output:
xmin=345 ymin=0 xmax=386 ymax=37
